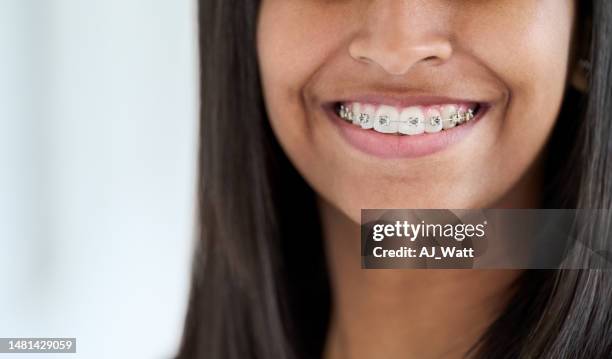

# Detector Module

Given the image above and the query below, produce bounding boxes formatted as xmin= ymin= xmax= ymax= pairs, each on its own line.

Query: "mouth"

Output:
xmin=323 ymin=97 xmax=490 ymax=158
xmin=333 ymin=101 xmax=483 ymax=134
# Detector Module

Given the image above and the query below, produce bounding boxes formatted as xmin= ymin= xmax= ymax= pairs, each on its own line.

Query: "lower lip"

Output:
xmin=325 ymin=106 xmax=487 ymax=159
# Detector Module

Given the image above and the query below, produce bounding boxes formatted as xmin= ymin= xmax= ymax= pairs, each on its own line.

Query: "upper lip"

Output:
xmin=330 ymin=93 xmax=482 ymax=108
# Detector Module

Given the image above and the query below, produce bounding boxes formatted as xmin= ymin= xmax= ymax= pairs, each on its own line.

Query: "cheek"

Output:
xmin=257 ymin=1 xmax=350 ymax=147
xmin=468 ymin=1 xmax=574 ymax=176
xmin=467 ymin=1 xmax=573 ymax=96
xmin=477 ymin=1 xmax=573 ymax=108
xmin=258 ymin=2 xmax=331 ymax=112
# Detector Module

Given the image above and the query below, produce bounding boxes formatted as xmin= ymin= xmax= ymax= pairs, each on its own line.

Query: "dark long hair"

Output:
xmin=177 ymin=1 xmax=612 ymax=358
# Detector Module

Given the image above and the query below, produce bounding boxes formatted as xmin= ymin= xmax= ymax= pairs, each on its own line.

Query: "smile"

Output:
xmin=324 ymin=96 xmax=489 ymax=159
xmin=335 ymin=102 xmax=481 ymax=135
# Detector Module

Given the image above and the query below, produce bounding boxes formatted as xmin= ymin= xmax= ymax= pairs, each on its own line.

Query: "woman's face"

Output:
xmin=257 ymin=0 xmax=575 ymax=222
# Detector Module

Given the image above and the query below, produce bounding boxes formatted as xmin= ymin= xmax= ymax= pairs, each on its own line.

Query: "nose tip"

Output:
xmin=347 ymin=2 xmax=454 ymax=76
xmin=350 ymin=38 xmax=454 ymax=75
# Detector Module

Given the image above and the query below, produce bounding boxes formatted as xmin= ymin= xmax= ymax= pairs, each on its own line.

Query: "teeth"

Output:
xmin=424 ymin=108 xmax=443 ymax=133
xmin=441 ymin=105 xmax=458 ymax=130
xmin=462 ymin=106 xmax=475 ymax=123
xmin=350 ymin=103 xmax=362 ymax=125
xmin=398 ymin=107 xmax=425 ymax=135
xmin=373 ymin=106 xmax=399 ymax=134
xmin=337 ymin=102 xmax=478 ymax=136
xmin=359 ymin=104 xmax=376 ymax=129
xmin=338 ymin=104 xmax=349 ymax=121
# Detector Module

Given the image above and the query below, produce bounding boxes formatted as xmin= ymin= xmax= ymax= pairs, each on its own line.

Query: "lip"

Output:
xmin=322 ymin=98 xmax=489 ymax=159
xmin=332 ymin=94 xmax=479 ymax=109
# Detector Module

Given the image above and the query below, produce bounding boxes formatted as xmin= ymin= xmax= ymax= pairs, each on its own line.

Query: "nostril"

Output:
xmin=356 ymin=55 xmax=373 ymax=64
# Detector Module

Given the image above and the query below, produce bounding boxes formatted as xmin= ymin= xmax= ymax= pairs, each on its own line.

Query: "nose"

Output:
xmin=348 ymin=0 xmax=454 ymax=76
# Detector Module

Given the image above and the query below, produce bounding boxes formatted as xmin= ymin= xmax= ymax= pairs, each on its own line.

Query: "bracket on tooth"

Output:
xmin=359 ymin=113 xmax=370 ymax=124
xmin=408 ymin=118 xmax=420 ymax=126
xmin=450 ymin=113 xmax=461 ymax=125
xmin=338 ymin=105 xmax=353 ymax=122
xmin=465 ymin=108 xmax=475 ymax=121
xmin=378 ymin=115 xmax=390 ymax=126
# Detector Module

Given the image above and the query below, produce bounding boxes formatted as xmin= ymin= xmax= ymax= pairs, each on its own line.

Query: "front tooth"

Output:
xmin=359 ymin=104 xmax=375 ymax=129
xmin=424 ymin=108 xmax=443 ymax=133
xmin=398 ymin=107 xmax=425 ymax=135
xmin=350 ymin=103 xmax=361 ymax=125
xmin=441 ymin=105 xmax=458 ymax=130
xmin=373 ymin=106 xmax=399 ymax=134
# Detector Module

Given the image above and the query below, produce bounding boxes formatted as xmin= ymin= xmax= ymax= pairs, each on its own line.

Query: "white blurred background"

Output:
xmin=1 ymin=0 xmax=198 ymax=358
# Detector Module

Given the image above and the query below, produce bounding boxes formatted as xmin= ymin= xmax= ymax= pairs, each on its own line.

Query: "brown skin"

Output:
xmin=257 ymin=1 xmax=575 ymax=358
